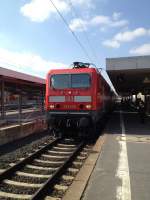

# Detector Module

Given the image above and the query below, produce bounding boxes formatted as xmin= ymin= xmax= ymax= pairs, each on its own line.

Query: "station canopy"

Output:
xmin=0 ymin=66 xmax=45 ymax=85
xmin=106 ymin=55 xmax=150 ymax=96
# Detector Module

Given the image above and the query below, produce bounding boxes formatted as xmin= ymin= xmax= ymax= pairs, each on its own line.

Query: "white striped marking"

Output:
xmin=116 ymin=111 xmax=131 ymax=200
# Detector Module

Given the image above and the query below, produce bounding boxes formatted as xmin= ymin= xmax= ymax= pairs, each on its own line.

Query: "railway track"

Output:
xmin=0 ymin=137 xmax=87 ymax=200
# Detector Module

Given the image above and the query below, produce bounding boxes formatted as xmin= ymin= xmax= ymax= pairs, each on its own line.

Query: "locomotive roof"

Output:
xmin=48 ymin=67 xmax=98 ymax=74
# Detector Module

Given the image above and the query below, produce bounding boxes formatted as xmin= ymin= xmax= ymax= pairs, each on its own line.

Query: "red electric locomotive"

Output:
xmin=46 ymin=62 xmax=114 ymax=137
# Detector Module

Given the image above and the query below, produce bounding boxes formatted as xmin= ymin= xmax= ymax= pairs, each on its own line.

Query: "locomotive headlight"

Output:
xmin=86 ymin=104 xmax=92 ymax=109
xmin=49 ymin=104 xmax=55 ymax=109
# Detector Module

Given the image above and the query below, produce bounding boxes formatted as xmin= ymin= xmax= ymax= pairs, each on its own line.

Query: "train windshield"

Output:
xmin=71 ymin=74 xmax=90 ymax=88
xmin=51 ymin=74 xmax=91 ymax=89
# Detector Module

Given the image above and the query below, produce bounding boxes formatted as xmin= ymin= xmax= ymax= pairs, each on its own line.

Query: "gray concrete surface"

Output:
xmin=82 ymin=111 xmax=150 ymax=200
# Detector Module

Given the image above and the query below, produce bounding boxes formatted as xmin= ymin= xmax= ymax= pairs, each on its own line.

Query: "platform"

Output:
xmin=0 ymin=117 xmax=47 ymax=146
xmin=82 ymin=110 xmax=150 ymax=200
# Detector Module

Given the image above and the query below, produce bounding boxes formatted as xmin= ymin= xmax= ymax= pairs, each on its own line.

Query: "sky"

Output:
xmin=0 ymin=0 xmax=150 ymax=79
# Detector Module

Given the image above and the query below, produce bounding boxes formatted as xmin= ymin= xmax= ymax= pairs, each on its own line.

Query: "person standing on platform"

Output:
xmin=138 ymin=99 xmax=146 ymax=124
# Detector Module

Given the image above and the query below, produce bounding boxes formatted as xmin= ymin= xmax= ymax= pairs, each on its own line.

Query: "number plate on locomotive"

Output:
xmin=64 ymin=105 xmax=76 ymax=109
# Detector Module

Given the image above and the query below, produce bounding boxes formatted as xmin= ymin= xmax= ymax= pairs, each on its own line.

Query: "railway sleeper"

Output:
xmin=0 ymin=169 xmax=5 ymax=174
xmin=0 ymin=191 xmax=31 ymax=199
xmin=45 ymin=196 xmax=61 ymax=200
xmin=62 ymin=175 xmax=74 ymax=181
xmin=77 ymin=156 xmax=86 ymax=160
xmin=81 ymin=151 xmax=88 ymax=156
xmin=3 ymin=179 xmax=43 ymax=188
xmin=26 ymin=164 xmax=58 ymax=171
xmin=41 ymin=154 xmax=69 ymax=160
xmin=47 ymin=150 xmax=73 ymax=155
xmin=54 ymin=184 xmax=68 ymax=191
xmin=73 ymin=161 xmax=82 ymax=167
xmin=9 ymin=163 xmax=16 ymax=167
xmin=53 ymin=146 xmax=75 ymax=152
xmin=67 ymin=167 xmax=79 ymax=174
xmin=57 ymin=143 xmax=76 ymax=148
xmin=34 ymin=159 xmax=64 ymax=167
xmin=16 ymin=171 xmax=52 ymax=179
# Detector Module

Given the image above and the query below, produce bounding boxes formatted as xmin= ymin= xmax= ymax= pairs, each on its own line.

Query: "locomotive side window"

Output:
xmin=51 ymin=74 xmax=91 ymax=89
xmin=71 ymin=74 xmax=90 ymax=88
xmin=51 ymin=74 xmax=69 ymax=89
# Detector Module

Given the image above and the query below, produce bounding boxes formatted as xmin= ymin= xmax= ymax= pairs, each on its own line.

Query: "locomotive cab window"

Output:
xmin=51 ymin=74 xmax=69 ymax=89
xmin=51 ymin=74 xmax=91 ymax=89
xmin=71 ymin=74 xmax=91 ymax=88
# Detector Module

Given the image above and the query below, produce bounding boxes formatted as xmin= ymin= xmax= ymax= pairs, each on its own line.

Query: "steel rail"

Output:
xmin=0 ymin=137 xmax=61 ymax=182
xmin=31 ymin=141 xmax=85 ymax=200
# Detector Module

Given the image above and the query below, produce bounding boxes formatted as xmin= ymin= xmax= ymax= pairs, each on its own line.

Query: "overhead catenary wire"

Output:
xmin=67 ymin=0 xmax=100 ymax=66
xmin=48 ymin=0 xmax=115 ymax=92
xmin=48 ymin=0 xmax=93 ymax=63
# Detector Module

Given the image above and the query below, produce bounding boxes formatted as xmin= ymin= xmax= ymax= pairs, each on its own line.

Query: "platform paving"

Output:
xmin=82 ymin=111 xmax=150 ymax=200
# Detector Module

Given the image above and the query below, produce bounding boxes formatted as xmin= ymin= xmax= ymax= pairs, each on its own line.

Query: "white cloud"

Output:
xmin=69 ymin=16 xmax=111 ymax=32
xmin=20 ymin=0 xmax=69 ymax=22
xmin=114 ymin=28 xmax=147 ymax=42
xmin=69 ymin=12 xmax=128 ymax=32
xmin=0 ymin=48 xmax=67 ymax=77
xmin=112 ymin=12 xmax=121 ymax=21
xmin=103 ymin=28 xmax=150 ymax=48
xmin=90 ymin=16 xmax=110 ymax=25
xmin=71 ymin=0 xmax=93 ymax=8
xmin=69 ymin=18 xmax=88 ymax=32
xmin=102 ymin=40 xmax=120 ymax=48
xmin=110 ymin=20 xmax=128 ymax=28
xmin=130 ymin=43 xmax=150 ymax=55
xmin=20 ymin=0 xmax=93 ymax=22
